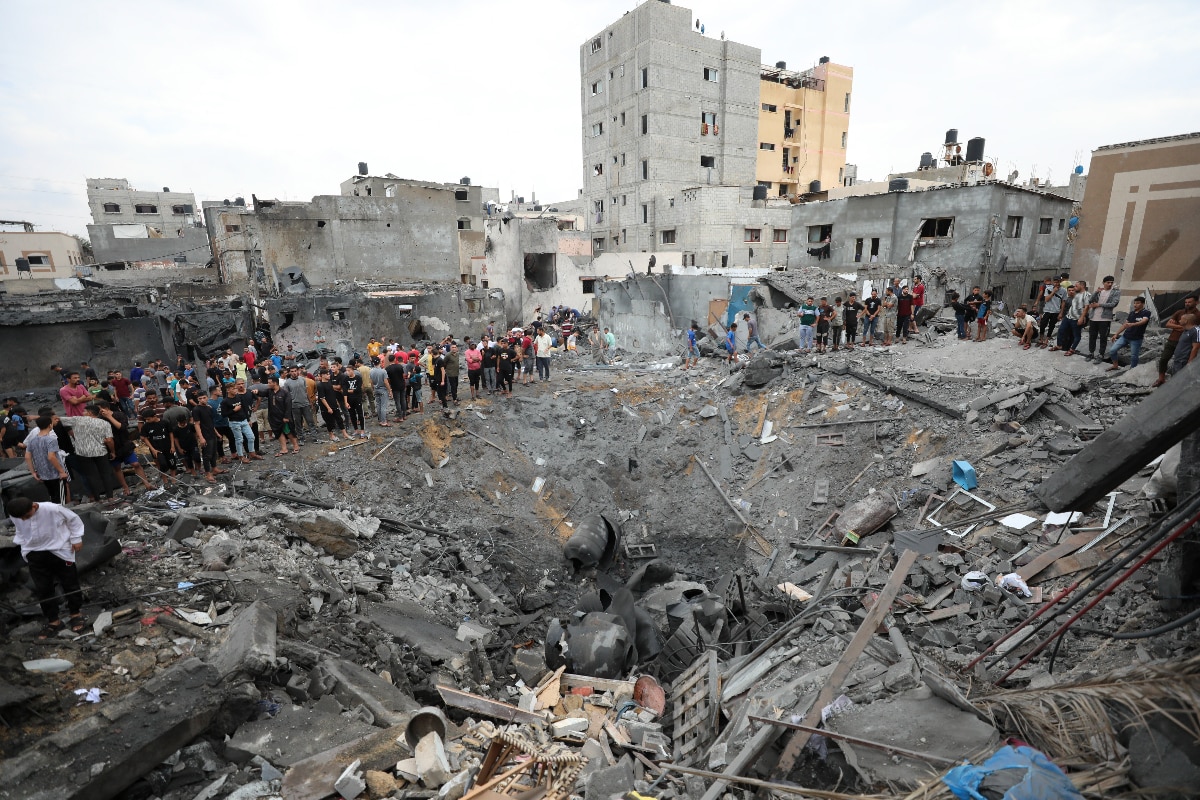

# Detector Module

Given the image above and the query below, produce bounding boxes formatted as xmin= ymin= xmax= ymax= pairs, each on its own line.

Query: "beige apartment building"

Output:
xmin=0 ymin=230 xmax=84 ymax=279
xmin=756 ymin=59 xmax=853 ymax=198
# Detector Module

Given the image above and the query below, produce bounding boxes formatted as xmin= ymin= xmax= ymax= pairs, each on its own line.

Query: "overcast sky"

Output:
xmin=3 ymin=0 xmax=1198 ymax=237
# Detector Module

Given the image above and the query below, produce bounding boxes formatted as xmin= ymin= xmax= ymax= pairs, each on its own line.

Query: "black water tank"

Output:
xmin=163 ymin=187 xmax=170 ymax=192
xmin=460 ymin=177 xmax=471 ymax=185
xmin=752 ymin=185 xmax=768 ymax=201
xmin=809 ymin=180 xmax=822 ymax=193
xmin=234 ymin=197 xmax=245 ymax=206
xmin=945 ymin=129 xmax=958 ymax=144
xmin=775 ymin=60 xmax=786 ymax=69
xmin=966 ymin=137 xmax=986 ymax=163
xmin=888 ymin=178 xmax=909 ymax=192
xmin=357 ymin=162 xmax=368 ymax=175
xmin=819 ymin=56 xmax=830 ymax=64
xmin=919 ymin=152 xmax=933 ymax=169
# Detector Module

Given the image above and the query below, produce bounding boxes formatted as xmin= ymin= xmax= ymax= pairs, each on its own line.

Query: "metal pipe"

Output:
xmin=746 ymin=716 xmax=957 ymax=766
xmin=996 ymin=503 xmax=1200 ymax=684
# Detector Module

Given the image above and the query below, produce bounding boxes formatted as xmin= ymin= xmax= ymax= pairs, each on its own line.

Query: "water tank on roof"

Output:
xmin=1075 ymin=165 xmax=1084 ymax=174
xmin=888 ymin=178 xmax=909 ymax=192
xmin=752 ymin=185 xmax=768 ymax=201
xmin=163 ymin=187 xmax=170 ymax=192
xmin=819 ymin=56 xmax=830 ymax=64
xmin=358 ymin=162 xmax=368 ymax=176
xmin=919 ymin=152 xmax=933 ymax=169
xmin=945 ymin=129 xmax=958 ymax=145
xmin=966 ymin=137 xmax=986 ymax=163
xmin=809 ymin=180 xmax=822 ymax=193
xmin=460 ymin=177 xmax=471 ymax=185
xmin=234 ymin=197 xmax=245 ymax=206
xmin=775 ymin=60 xmax=786 ymax=69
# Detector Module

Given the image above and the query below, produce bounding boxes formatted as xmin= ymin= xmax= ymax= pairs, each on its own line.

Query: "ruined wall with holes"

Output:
xmin=787 ymin=183 xmax=1073 ymax=305
xmin=484 ymin=218 xmax=595 ymax=326
xmin=0 ymin=317 xmax=164 ymax=390
xmin=595 ymin=273 xmax=731 ymax=354
xmin=264 ymin=285 xmax=504 ymax=358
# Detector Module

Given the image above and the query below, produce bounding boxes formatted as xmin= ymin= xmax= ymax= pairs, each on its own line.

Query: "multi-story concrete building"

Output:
xmin=0 ymin=223 xmax=85 ymax=280
xmin=1070 ymin=132 xmax=1200 ymax=305
xmin=787 ymin=182 xmax=1075 ymax=307
xmin=579 ymin=0 xmax=851 ymax=265
xmin=85 ymin=178 xmax=212 ymax=267
xmin=756 ymin=59 xmax=853 ymax=198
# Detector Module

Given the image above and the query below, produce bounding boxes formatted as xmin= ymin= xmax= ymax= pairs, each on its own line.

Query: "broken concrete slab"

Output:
xmin=584 ymin=754 xmax=636 ymax=798
xmin=830 ymin=687 xmax=998 ymax=787
xmin=363 ymin=600 xmax=470 ymax=662
xmin=319 ymin=656 xmax=420 ymax=727
xmin=209 ymin=599 xmax=278 ymax=679
xmin=225 ymin=705 xmax=377 ymax=766
xmin=283 ymin=509 xmax=380 ymax=559
xmin=280 ymin=724 xmax=411 ymax=800
xmin=0 ymin=658 xmax=227 ymax=800
xmin=415 ymin=731 xmax=451 ymax=788
xmin=166 ymin=514 xmax=202 ymax=542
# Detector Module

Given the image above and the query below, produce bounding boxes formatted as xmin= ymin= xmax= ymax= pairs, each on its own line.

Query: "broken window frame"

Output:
xmin=171 ymin=204 xmax=193 ymax=215
xmin=524 ymin=252 xmax=557 ymax=290
xmin=591 ymin=79 xmax=604 ymax=96
xmin=582 ymin=278 xmax=596 ymax=294
xmin=773 ymin=229 xmax=787 ymax=243
xmin=703 ymin=67 xmax=719 ymax=82
xmin=807 ymin=224 xmax=833 ymax=243
xmin=700 ymin=155 xmax=716 ymax=168
xmin=590 ymin=37 xmax=602 ymax=53
xmin=759 ymin=142 xmax=776 ymax=151
xmin=661 ymin=229 xmax=677 ymax=245
xmin=744 ymin=228 xmax=762 ymax=243
xmin=591 ymin=122 xmax=604 ymax=137
xmin=1038 ymin=217 xmax=1053 ymax=234
xmin=762 ymin=103 xmax=777 ymax=113
xmin=919 ymin=217 xmax=954 ymax=239
xmin=134 ymin=203 xmax=158 ymax=214
xmin=925 ymin=487 xmax=997 ymax=539
xmin=102 ymin=202 xmax=120 ymax=213
xmin=1006 ymin=215 xmax=1023 ymax=238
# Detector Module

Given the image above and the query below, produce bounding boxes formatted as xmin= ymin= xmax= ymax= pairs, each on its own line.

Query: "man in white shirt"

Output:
xmin=7 ymin=496 xmax=86 ymax=636
xmin=534 ymin=330 xmax=553 ymax=382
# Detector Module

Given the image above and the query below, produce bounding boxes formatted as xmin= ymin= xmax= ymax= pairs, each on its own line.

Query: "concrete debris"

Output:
xmin=1 ymin=300 xmax=1195 ymax=800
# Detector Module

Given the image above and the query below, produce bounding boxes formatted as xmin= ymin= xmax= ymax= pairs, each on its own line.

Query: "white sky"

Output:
xmin=3 ymin=0 xmax=1198 ymax=237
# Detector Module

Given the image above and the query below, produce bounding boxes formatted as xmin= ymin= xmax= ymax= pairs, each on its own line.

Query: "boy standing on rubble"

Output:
xmin=7 ymin=496 xmax=87 ymax=638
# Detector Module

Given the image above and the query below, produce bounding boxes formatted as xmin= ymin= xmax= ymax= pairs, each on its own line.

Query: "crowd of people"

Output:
xmin=1 ymin=306 xmax=605 ymax=511
xmin=710 ymin=275 xmax=1198 ymax=381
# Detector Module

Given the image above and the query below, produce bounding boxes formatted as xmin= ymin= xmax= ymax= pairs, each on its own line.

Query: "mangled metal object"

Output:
xmin=562 ymin=513 xmax=621 ymax=571
xmin=545 ymin=587 xmax=663 ymax=679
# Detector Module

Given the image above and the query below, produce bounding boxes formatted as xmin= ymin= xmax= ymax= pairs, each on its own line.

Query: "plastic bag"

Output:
xmin=962 ymin=571 xmax=990 ymax=591
xmin=942 ymin=744 xmax=1083 ymax=800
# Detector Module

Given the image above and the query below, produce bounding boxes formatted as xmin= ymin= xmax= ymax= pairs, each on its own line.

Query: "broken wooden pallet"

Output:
xmin=668 ymin=650 xmax=720 ymax=767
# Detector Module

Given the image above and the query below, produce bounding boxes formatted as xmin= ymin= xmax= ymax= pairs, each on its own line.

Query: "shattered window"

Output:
xmin=134 ymin=204 xmax=157 ymax=214
xmin=919 ymin=218 xmax=954 ymax=238
xmin=661 ymin=229 xmax=676 ymax=244
xmin=102 ymin=202 xmax=120 ymax=213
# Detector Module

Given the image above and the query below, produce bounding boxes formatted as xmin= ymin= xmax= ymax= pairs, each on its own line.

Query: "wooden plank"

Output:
xmin=1017 ymin=531 xmax=1093 ymax=582
xmin=436 ymin=685 xmax=542 ymax=724
xmin=923 ymin=602 xmax=970 ymax=622
xmin=772 ymin=548 xmax=919 ymax=778
xmin=1040 ymin=550 xmax=1105 ymax=580
xmin=753 ymin=399 xmax=770 ymax=439
xmin=560 ymin=673 xmax=636 ymax=693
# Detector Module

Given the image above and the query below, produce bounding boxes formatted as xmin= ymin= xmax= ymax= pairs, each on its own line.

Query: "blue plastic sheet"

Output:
xmin=942 ymin=745 xmax=1082 ymax=800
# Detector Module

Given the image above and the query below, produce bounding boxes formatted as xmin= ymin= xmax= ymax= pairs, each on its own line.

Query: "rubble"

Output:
xmin=1 ymin=322 xmax=1198 ymax=800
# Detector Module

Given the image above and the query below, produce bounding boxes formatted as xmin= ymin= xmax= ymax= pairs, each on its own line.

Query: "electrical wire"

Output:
xmin=1074 ymin=605 xmax=1200 ymax=640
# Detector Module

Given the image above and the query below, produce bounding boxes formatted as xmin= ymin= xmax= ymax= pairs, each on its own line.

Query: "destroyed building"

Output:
xmin=1070 ymin=131 xmax=1200 ymax=305
xmin=787 ymin=180 xmax=1076 ymax=305
xmin=86 ymin=179 xmax=212 ymax=268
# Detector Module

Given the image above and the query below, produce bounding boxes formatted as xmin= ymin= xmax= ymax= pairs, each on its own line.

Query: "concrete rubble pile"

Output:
xmin=2 ymin=325 xmax=1199 ymax=800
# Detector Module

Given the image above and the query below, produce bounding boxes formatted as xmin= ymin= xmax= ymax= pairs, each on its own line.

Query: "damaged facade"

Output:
xmin=86 ymin=179 xmax=213 ymax=268
xmin=787 ymin=181 xmax=1076 ymax=305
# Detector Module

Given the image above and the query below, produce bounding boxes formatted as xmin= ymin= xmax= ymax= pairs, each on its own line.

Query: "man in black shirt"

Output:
xmin=385 ymin=355 xmax=408 ymax=421
xmin=431 ymin=350 xmax=448 ymax=409
xmin=844 ymin=293 xmax=864 ymax=349
xmin=497 ymin=340 xmax=517 ymax=396
xmin=316 ymin=370 xmax=348 ymax=442
xmin=98 ymin=402 xmax=153 ymax=494
xmin=220 ymin=382 xmax=262 ymax=462
xmin=190 ymin=391 xmax=222 ymax=479
xmin=861 ymin=290 xmax=882 ymax=346
xmin=141 ymin=409 xmax=177 ymax=482
xmin=481 ymin=341 xmax=498 ymax=395
xmin=965 ymin=286 xmax=985 ymax=319
xmin=267 ymin=375 xmax=299 ymax=454
xmin=336 ymin=366 xmax=365 ymax=438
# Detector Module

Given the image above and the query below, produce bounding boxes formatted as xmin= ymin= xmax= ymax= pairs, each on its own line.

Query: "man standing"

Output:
xmin=910 ymin=277 xmax=926 ymax=333
xmin=315 ymin=370 xmax=348 ymax=442
xmin=796 ymin=297 xmax=818 ymax=353
xmin=59 ymin=372 xmax=91 ymax=417
xmin=267 ymin=375 xmax=299 ymax=455
xmin=844 ymin=293 xmax=863 ymax=349
xmin=861 ymin=290 xmax=881 ymax=346
xmin=129 ymin=361 xmax=145 ymax=386
xmin=109 ymin=370 xmax=136 ymax=419
xmin=221 ymin=382 xmax=262 ymax=461
xmin=896 ymin=287 xmax=914 ymax=344
xmin=743 ymin=313 xmax=765 ymax=351
xmin=603 ymin=327 xmax=616 ymax=363
xmin=60 ymin=404 xmax=117 ymax=502
xmin=725 ymin=323 xmax=738 ymax=363
xmin=6 ymin=496 xmax=87 ymax=637
xmin=829 ymin=298 xmax=845 ymax=351
xmin=445 ymin=344 xmax=461 ymax=402
xmin=24 ymin=415 xmax=70 ymax=504
xmin=481 ymin=337 xmax=498 ymax=395
xmin=357 ymin=358 xmax=376 ymax=419
xmin=1054 ymin=284 xmax=1086 ymax=355
xmin=1037 ymin=276 xmax=1067 ymax=348
xmin=386 ymin=354 xmax=408 ymax=421
xmin=1106 ymin=296 xmax=1151 ymax=371
xmin=534 ymin=328 xmax=553 ymax=382
xmin=1085 ymin=276 xmax=1121 ymax=361
xmin=369 ymin=357 xmax=391 ymax=426
xmin=1153 ymin=294 xmax=1199 ymax=387
xmin=283 ymin=366 xmax=316 ymax=438
xmin=880 ymin=287 xmax=898 ymax=347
